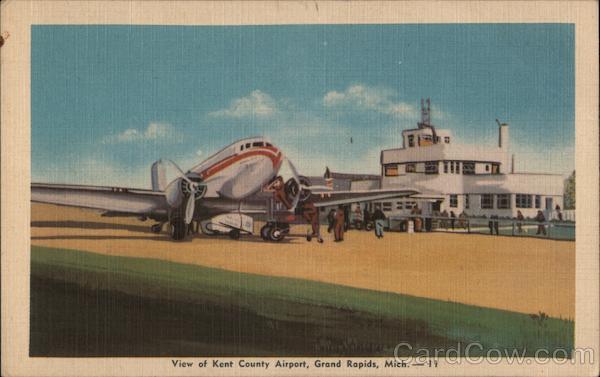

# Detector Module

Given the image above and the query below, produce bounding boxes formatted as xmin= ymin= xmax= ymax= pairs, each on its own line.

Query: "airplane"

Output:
xmin=32 ymin=137 xmax=418 ymax=242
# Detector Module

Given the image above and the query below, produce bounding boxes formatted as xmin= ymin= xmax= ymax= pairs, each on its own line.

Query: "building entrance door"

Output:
xmin=545 ymin=197 xmax=553 ymax=210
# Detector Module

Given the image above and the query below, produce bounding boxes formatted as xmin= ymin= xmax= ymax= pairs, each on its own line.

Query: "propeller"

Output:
xmin=284 ymin=157 xmax=332 ymax=192
xmin=162 ymin=159 xmax=205 ymax=225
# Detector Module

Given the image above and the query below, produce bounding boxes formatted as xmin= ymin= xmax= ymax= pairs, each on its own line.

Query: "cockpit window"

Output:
xmin=245 ymin=143 xmax=251 ymax=149
xmin=266 ymin=142 xmax=272 ymax=147
xmin=252 ymin=142 xmax=264 ymax=147
xmin=240 ymin=145 xmax=244 ymax=151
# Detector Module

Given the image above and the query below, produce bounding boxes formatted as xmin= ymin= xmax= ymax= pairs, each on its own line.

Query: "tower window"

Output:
xmin=405 ymin=163 xmax=416 ymax=173
xmin=425 ymin=161 xmax=439 ymax=174
xmin=408 ymin=135 xmax=415 ymax=147
xmin=463 ymin=162 xmax=475 ymax=174
xmin=384 ymin=164 xmax=399 ymax=176
xmin=444 ymin=136 xmax=450 ymax=143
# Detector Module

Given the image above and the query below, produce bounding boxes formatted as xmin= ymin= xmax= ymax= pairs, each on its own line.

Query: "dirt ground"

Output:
xmin=31 ymin=203 xmax=575 ymax=319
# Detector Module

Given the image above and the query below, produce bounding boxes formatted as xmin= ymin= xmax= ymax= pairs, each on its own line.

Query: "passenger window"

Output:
xmin=245 ymin=143 xmax=251 ymax=149
xmin=252 ymin=142 xmax=264 ymax=147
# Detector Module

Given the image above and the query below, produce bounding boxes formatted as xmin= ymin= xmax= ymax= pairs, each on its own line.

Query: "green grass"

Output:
xmin=31 ymin=245 xmax=573 ymax=356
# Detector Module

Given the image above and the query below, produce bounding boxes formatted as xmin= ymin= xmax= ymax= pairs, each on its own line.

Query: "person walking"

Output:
xmin=301 ymin=201 xmax=323 ymax=243
xmin=334 ymin=205 xmax=346 ymax=242
xmin=535 ymin=210 xmax=547 ymax=235
xmin=372 ymin=206 xmax=386 ymax=239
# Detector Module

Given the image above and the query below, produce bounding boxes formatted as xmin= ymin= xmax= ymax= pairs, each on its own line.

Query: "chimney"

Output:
xmin=511 ymin=154 xmax=515 ymax=174
xmin=497 ymin=120 xmax=509 ymax=150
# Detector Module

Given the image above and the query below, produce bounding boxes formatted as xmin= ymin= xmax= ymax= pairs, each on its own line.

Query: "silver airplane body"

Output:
xmin=32 ymin=137 xmax=418 ymax=241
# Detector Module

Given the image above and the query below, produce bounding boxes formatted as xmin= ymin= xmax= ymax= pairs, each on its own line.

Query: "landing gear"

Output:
xmin=229 ymin=229 xmax=240 ymax=240
xmin=150 ymin=223 xmax=164 ymax=234
xmin=260 ymin=224 xmax=271 ymax=241
xmin=169 ymin=217 xmax=187 ymax=241
xmin=260 ymin=222 xmax=289 ymax=242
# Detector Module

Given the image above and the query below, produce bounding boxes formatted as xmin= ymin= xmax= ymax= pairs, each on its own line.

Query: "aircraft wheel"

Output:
xmin=229 ymin=229 xmax=240 ymax=240
xmin=169 ymin=218 xmax=187 ymax=241
xmin=150 ymin=223 xmax=163 ymax=234
xmin=269 ymin=227 xmax=286 ymax=242
xmin=260 ymin=225 xmax=271 ymax=241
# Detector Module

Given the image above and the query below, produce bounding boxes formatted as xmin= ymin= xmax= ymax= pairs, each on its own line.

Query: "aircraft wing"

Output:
xmin=31 ymin=183 xmax=168 ymax=216
xmin=309 ymin=189 xmax=419 ymax=208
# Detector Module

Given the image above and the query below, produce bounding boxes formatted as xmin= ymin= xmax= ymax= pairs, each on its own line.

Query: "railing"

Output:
xmin=386 ymin=215 xmax=575 ymax=241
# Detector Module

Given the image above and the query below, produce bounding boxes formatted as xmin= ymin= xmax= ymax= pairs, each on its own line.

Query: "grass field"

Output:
xmin=31 ymin=245 xmax=573 ymax=357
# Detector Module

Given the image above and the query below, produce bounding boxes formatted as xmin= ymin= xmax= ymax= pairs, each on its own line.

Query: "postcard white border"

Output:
xmin=2 ymin=1 xmax=598 ymax=376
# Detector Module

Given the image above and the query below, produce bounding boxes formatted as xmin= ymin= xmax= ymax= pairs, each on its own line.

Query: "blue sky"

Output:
xmin=32 ymin=24 xmax=574 ymax=188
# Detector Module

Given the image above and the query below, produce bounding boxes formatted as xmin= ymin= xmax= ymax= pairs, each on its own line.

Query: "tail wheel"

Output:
xmin=260 ymin=225 xmax=271 ymax=240
xmin=269 ymin=227 xmax=286 ymax=242
xmin=169 ymin=218 xmax=187 ymax=241
xmin=229 ymin=229 xmax=240 ymax=240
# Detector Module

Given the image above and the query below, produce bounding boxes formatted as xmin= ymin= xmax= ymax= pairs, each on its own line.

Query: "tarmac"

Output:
xmin=31 ymin=203 xmax=575 ymax=319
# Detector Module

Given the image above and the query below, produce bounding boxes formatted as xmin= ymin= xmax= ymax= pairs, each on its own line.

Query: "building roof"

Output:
xmin=324 ymin=167 xmax=380 ymax=182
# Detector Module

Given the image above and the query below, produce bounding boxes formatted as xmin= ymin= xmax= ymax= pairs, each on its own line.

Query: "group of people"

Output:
xmin=326 ymin=205 xmax=387 ymax=241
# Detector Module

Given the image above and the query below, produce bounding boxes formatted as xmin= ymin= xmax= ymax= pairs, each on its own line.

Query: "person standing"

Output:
xmin=535 ymin=210 xmax=547 ymax=235
xmin=489 ymin=215 xmax=499 ymax=235
xmin=450 ymin=211 xmax=456 ymax=230
xmin=555 ymin=204 xmax=563 ymax=221
xmin=516 ymin=210 xmax=524 ymax=233
xmin=353 ymin=205 xmax=363 ymax=229
xmin=334 ymin=205 xmax=346 ymax=242
xmin=363 ymin=207 xmax=371 ymax=230
xmin=372 ymin=206 xmax=386 ymax=239
xmin=458 ymin=211 xmax=467 ymax=229
xmin=327 ymin=208 xmax=336 ymax=233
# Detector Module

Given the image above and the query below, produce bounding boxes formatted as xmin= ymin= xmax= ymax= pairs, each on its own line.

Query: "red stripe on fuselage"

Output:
xmin=198 ymin=148 xmax=282 ymax=180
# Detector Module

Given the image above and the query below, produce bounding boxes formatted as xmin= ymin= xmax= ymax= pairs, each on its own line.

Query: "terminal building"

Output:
xmin=365 ymin=99 xmax=564 ymax=219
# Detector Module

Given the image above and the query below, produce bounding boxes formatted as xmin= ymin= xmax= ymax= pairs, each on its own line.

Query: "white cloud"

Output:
xmin=323 ymin=84 xmax=416 ymax=117
xmin=209 ymin=90 xmax=277 ymax=119
xmin=103 ymin=122 xmax=181 ymax=144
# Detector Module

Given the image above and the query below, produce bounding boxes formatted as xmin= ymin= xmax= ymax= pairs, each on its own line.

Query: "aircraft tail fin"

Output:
xmin=151 ymin=160 xmax=167 ymax=192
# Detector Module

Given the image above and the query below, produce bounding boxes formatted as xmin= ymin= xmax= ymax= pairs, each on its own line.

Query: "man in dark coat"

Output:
xmin=334 ymin=205 xmax=346 ymax=242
